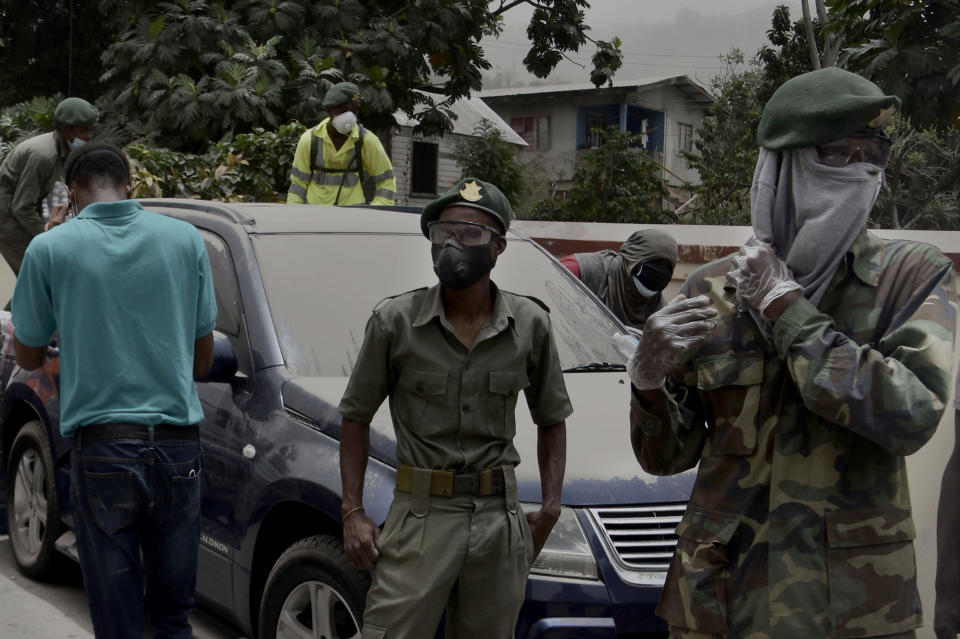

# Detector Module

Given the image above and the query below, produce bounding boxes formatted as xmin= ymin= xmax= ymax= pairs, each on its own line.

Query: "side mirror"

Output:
xmin=199 ymin=332 xmax=239 ymax=383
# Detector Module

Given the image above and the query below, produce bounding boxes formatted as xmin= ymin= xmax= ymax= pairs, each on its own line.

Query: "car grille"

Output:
xmin=589 ymin=503 xmax=686 ymax=571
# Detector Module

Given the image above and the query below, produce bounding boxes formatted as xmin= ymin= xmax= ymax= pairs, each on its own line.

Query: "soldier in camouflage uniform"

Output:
xmin=627 ymin=68 xmax=958 ymax=639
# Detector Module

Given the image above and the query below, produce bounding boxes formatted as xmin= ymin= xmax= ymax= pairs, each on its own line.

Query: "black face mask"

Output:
xmin=632 ymin=260 xmax=673 ymax=297
xmin=431 ymin=239 xmax=496 ymax=289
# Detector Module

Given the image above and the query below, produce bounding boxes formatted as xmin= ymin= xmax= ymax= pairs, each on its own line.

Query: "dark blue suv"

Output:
xmin=0 ymin=200 xmax=695 ymax=638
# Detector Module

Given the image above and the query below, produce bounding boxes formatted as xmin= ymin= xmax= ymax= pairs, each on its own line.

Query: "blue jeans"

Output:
xmin=71 ymin=431 xmax=201 ymax=639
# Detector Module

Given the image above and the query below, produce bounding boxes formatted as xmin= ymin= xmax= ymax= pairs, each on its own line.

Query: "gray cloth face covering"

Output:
xmin=575 ymin=229 xmax=678 ymax=329
xmin=750 ymin=147 xmax=883 ymax=308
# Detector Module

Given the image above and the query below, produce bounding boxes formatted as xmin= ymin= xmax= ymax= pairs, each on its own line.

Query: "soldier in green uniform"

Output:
xmin=0 ymin=97 xmax=98 ymax=276
xmin=627 ymin=68 xmax=958 ymax=639
xmin=338 ymin=177 xmax=572 ymax=639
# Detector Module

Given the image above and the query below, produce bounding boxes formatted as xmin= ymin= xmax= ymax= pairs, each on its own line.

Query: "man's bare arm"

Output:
xmin=193 ymin=333 xmax=214 ymax=380
xmin=14 ymin=335 xmax=46 ymax=371
xmin=527 ymin=420 xmax=566 ymax=557
xmin=340 ymin=418 xmax=380 ymax=569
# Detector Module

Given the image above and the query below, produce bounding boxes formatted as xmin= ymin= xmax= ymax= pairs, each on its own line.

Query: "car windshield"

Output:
xmin=252 ymin=233 xmax=626 ymax=377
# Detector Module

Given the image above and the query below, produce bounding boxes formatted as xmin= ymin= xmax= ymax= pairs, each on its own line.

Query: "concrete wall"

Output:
xmin=514 ymin=220 xmax=958 ymax=638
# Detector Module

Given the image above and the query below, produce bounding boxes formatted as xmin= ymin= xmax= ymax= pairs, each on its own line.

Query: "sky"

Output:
xmin=481 ymin=0 xmax=806 ymax=87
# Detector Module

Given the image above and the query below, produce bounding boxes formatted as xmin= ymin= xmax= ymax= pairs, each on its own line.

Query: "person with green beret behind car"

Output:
xmin=626 ymin=67 xmax=957 ymax=639
xmin=0 ymin=97 xmax=98 ymax=282
xmin=287 ymin=80 xmax=396 ymax=206
xmin=338 ymin=178 xmax=572 ymax=638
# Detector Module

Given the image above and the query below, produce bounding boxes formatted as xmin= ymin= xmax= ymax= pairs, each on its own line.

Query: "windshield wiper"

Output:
xmin=563 ymin=362 xmax=626 ymax=373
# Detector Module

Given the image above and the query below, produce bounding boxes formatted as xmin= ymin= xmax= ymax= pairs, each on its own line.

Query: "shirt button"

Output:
xmin=416 ymin=383 xmax=424 ymax=392
xmin=462 ymin=404 xmax=471 ymax=413
xmin=464 ymin=360 xmax=471 ymax=370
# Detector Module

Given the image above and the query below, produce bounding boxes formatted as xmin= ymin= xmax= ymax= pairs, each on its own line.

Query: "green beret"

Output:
xmin=757 ymin=68 xmax=900 ymax=150
xmin=421 ymin=178 xmax=512 ymax=237
xmin=54 ymin=97 xmax=98 ymax=126
xmin=322 ymin=82 xmax=362 ymax=108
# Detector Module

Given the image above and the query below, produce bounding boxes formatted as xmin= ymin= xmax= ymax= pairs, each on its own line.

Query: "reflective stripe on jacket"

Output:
xmin=287 ymin=118 xmax=396 ymax=206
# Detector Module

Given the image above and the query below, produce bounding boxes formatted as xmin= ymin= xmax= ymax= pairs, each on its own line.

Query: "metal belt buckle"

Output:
xmin=478 ymin=469 xmax=494 ymax=496
xmin=431 ymin=469 xmax=454 ymax=497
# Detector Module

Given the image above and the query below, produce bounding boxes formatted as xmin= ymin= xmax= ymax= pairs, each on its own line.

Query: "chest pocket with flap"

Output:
xmin=696 ymin=353 xmax=763 ymax=456
xmin=484 ymin=369 xmax=530 ymax=437
xmin=395 ymin=368 xmax=449 ymax=436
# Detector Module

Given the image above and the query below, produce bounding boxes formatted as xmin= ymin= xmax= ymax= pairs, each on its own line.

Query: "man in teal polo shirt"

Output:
xmin=11 ymin=141 xmax=217 ymax=639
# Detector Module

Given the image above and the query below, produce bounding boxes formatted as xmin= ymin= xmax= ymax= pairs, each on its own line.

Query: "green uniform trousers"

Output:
xmin=0 ymin=232 xmax=32 ymax=276
xmin=0 ymin=232 xmax=32 ymax=310
xmin=361 ymin=466 xmax=534 ymax=639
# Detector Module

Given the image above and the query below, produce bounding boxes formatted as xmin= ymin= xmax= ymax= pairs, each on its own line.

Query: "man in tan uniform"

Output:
xmin=338 ymin=177 xmax=572 ymax=639
xmin=0 ymin=97 xmax=97 ymax=276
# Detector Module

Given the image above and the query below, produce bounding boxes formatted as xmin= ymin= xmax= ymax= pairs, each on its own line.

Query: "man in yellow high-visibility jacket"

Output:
xmin=287 ymin=81 xmax=396 ymax=206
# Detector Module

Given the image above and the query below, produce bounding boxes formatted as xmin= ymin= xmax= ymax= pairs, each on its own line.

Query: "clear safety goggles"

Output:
xmin=427 ymin=220 xmax=502 ymax=246
xmin=815 ymin=132 xmax=892 ymax=168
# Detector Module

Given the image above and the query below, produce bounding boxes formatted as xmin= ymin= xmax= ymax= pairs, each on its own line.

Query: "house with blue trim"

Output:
xmin=478 ymin=75 xmax=714 ymax=208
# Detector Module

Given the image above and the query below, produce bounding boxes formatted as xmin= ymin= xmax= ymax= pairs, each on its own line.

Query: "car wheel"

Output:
xmin=259 ymin=534 xmax=370 ymax=639
xmin=5 ymin=419 xmax=63 ymax=579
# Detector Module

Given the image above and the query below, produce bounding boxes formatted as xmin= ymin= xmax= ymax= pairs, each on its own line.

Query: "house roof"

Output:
xmin=393 ymin=95 xmax=527 ymax=146
xmin=477 ymin=74 xmax=714 ymax=107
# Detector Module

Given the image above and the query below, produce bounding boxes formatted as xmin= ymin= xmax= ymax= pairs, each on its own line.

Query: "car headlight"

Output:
xmin=521 ymin=503 xmax=599 ymax=580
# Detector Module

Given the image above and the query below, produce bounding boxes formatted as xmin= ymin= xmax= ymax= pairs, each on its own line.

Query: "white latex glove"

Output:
xmin=612 ymin=332 xmax=639 ymax=359
xmin=627 ymin=294 xmax=717 ymax=390
xmin=725 ymin=241 xmax=802 ymax=314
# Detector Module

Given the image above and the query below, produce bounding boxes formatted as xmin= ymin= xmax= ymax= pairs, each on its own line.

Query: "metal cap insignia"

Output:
xmin=869 ymin=105 xmax=897 ymax=128
xmin=460 ymin=180 xmax=483 ymax=202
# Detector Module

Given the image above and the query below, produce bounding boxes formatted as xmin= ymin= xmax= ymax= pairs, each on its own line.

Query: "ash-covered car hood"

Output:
xmin=281 ymin=372 xmax=695 ymax=507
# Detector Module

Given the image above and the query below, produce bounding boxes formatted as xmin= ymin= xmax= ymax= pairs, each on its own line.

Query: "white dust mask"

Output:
xmin=331 ymin=111 xmax=357 ymax=135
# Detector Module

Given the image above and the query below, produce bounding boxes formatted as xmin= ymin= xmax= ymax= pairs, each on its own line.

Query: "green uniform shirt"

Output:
xmin=339 ymin=283 xmax=573 ymax=472
xmin=631 ymin=230 xmax=958 ymax=639
xmin=0 ymin=131 xmax=68 ymax=240
xmin=286 ymin=118 xmax=397 ymax=206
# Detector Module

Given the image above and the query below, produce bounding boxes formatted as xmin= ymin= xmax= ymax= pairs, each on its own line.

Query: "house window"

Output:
xmin=510 ymin=116 xmax=550 ymax=150
xmin=411 ymin=141 xmax=438 ymax=194
xmin=585 ymin=114 xmax=609 ymax=148
xmin=677 ymin=122 xmax=694 ymax=154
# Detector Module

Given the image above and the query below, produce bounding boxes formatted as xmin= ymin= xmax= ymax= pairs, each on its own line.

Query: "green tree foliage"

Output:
xmin=828 ymin=0 xmax=960 ymax=132
xmin=0 ymin=96 xmax=298 ymax=202
xmin=530 ymin=126 xmax=670 ymax=224
xmin=0 ymin=0 xmax=111 ymax=105
xmin=89 ymin=0 xmax=621 ymax=150
xmin=0 ymin=97 xmax=60 ymax=163
xmin=871 ymin=122 xmax=960 ymax=230
xmin=128 ymin=122 xmax=302 ymax=201
xmin=681 ymin=6 xmax=822 ymax=226
xmin=680 ymin=52 xmax=763 ymax=225
xmin=757 ymin=5 xmax=821 ymax=104
xmin=453 ymin=119 xmax=525 ymax=205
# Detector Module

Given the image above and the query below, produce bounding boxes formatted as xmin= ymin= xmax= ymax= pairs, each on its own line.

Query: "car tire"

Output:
xmin=259 ymin=534 xmax=370 ymax=639
xmin=5 ymin=419 xmax=64 ymax=579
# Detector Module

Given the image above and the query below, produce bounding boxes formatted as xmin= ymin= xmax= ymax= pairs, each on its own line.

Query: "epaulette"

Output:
xmin=506 ymin=290 xmax=551 ymax=314
xmin=372 ymin=287 xmax=428 ymax=312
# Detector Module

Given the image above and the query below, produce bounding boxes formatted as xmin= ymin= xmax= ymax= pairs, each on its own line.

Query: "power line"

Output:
xmin=486 ymin=38 xmax=725 ymax=59
xmin=483 ymin=42 xmax=724 ymax=68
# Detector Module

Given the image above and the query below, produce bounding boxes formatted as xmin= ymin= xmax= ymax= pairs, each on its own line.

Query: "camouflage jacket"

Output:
xmin=631 ymin=230 xmax=957 ymax=639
